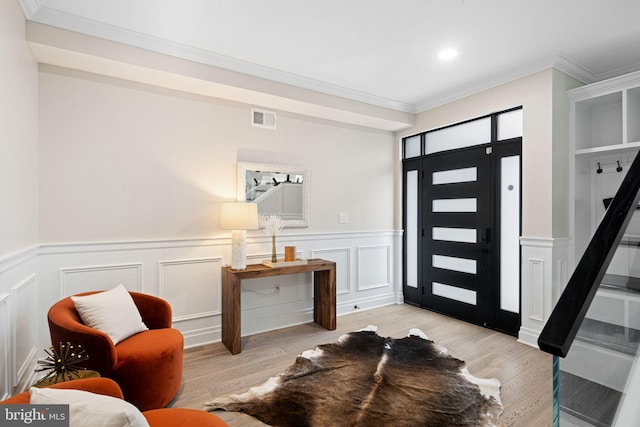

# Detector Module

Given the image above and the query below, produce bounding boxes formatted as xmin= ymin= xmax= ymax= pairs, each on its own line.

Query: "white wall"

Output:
xmin=552 ymin=68 xmax=584 ymax=237
xmin=34 ymin=65 xmax=402 ymax=356
xmin=0 ymin=0 xmax=40 ymax=398
xmin=0 ymin=0 xmax=38 ymax=256
xmin=38 ymin=66 xmax=396 ymax=241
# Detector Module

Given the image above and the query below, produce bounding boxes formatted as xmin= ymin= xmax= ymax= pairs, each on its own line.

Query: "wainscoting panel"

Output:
xmin=519 ymin=237 xmax=570 ymax=348
xmin=159 ymin=257 xmax=222 ymax=321
xmin=311 ymin=248 xmax=351 ymax=295
xmin=0 ymin=293 xmax=10 ymax=400
xmin=240 ymin=274 xmax=305 ymax=309
xmin=158 ymin=257 xmax=223 ymax=348
xmin=0 ymin=247 xmax=38 ymax=395
xmin=241 ymin=253 xmax=305 ymax=310
xmin=527 ymin=258 xmax=545 ymax=322
xmin=59 ymin=263 xmax=143 ymax=296
xmin=32 ymin=231 xmax=401 ymax=350
xmin=357 ymin=245 xmax=391 ymax=291
xmin=11 ymin=274 xmax=38 ymax=388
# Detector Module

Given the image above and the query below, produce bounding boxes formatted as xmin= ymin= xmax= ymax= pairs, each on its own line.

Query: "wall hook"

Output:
xmin=617 ymin=161 xmax=623 ymax=172
xmin=597 ymin=163 xmax=603 ymax=174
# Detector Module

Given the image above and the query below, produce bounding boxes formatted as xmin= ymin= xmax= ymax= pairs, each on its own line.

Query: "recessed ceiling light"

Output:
xmin=438 ymin=48 xmax=458 ymax=61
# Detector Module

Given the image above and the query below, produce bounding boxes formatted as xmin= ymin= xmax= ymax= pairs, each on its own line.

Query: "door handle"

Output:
xmin=480 ymin=228 xmax=491 ymax=243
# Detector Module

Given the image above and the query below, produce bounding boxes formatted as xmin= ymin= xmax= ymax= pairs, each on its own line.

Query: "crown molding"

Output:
xmin=414 ymin=55 xmax=597 ymax=113
xmin=548 ymin=54 xmax=640 ymax=86
xmin=23 ymin=5 xmax=415 ymax=114
xmin=567 ymin=68 xmax=640 ymax=101
xmin=589 ymin=63 xmax=640 ymax=83
xmin=551 ymin=54 xmax=597 ymax=84
xmin=17 ymin=0 xmax=40 ymax=19
xmin=25 ymin=3 xmax=639 ymax=118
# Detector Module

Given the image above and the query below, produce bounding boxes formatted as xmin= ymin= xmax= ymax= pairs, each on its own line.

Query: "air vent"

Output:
xmin=251 ymin=108 xmax=277 ymax=130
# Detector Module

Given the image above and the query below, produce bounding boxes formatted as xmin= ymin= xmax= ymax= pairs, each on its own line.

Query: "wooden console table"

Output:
xmin=221 ymin=258 xmax=336 ymax=354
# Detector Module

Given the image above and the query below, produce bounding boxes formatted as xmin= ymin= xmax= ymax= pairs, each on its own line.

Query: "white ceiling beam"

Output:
xmin=26 ymin=22 xmax=414 ymax=132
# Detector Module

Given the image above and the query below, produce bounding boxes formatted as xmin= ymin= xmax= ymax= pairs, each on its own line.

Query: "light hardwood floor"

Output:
xmin=171 ymin=304 xmax=552 ymax=426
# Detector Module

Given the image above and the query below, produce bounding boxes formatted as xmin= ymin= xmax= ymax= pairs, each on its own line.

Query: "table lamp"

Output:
xmin=220 ymin=202 xmax=259 ymax=270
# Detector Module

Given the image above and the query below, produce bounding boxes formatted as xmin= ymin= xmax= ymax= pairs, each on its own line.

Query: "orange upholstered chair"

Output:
xmin=47 ymin=291 xmax=183 ymax=411
xmin=0 ymin=378 xmax=228 ymax=427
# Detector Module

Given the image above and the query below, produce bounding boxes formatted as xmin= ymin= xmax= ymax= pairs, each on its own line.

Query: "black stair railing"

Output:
xmin=538 ymin=151 xmax=640 ymax=357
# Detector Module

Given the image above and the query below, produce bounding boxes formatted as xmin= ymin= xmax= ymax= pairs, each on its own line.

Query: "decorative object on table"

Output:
xmin=205 ymin=326 xmax=503 ymax=426
xmin=284 ymin=246 xmax=296 ymax=262
xmin=220 ymin=202 xmax=259 ymax=270
xmin=261 ymin=214 xmax=283 ymax=263
xmin=261 ymin=258 xmax=308 ymax=268
xmin=34 ymin=342 xmax=90 ymax=385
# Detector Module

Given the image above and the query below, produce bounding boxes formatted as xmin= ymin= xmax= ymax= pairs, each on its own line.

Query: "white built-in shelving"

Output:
xmin=570 ymin=70 xmax=640 ymax=268
xmin=565 ymin=70 xmax=640 ymax=424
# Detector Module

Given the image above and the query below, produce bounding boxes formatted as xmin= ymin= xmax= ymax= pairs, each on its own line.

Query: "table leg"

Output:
xmin=222 ymin=270 xmax=242 ymax=354
xmin=313 ymin=267 xmax=336 ymax=330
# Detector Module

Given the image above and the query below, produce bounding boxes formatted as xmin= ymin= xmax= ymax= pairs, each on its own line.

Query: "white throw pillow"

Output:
xmin=29 ymin=387 xmax=150 ymax=427
xmin=71 ymin=284 xmax=148 ymax=345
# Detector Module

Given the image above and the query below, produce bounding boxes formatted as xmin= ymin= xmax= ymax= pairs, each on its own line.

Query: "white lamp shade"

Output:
xmin=220 ymin=202 xmax=259 ymax=230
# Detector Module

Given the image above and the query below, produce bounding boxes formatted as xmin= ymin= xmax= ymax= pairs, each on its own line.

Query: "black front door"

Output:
xmin=403 ymin=141 xmax=521 ymax=335
xmin=421 ymin=145 xmax=492 ymax=325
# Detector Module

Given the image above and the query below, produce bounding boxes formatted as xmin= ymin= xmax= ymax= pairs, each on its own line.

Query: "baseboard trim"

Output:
xmin=518 ymin=327 xmax=541 ymax=349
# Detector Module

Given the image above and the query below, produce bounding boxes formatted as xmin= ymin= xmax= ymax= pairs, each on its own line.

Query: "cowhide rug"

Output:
xmin=205 ymin=326 xmax=503 ymax=426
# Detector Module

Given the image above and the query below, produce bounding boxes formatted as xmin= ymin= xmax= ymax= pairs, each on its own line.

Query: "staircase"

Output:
xmin=558 ymin=275 xmax=640 ymax=426
xmin=539 ymin=152 xmax=640 ymax=426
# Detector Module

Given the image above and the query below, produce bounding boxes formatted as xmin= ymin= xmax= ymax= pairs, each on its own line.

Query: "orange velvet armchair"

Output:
xmin=47 ymin=291 xmax=183 ymax=411
xmin=0 ymin=378 xmax=228 ymax=427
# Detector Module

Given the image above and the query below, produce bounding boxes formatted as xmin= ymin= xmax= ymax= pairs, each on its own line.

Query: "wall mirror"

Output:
xmin=237 ymin=161 xmax=309 ymax=227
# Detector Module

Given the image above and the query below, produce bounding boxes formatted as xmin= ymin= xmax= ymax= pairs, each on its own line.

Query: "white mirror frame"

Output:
xmin=237 ymin=161 xmax=309 ymax=228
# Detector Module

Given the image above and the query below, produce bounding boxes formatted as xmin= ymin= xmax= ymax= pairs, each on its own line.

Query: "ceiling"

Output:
xmin=18 ymin=0 xmax=640 ymax=114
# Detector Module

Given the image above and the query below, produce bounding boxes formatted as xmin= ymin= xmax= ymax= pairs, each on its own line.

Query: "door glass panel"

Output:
xmin=500 ymin=155 xmax=520 ymax=313
xmin=432 ymin=198 xmax=477 ymax=212
xmin=433 ymin=254 xmax=477 ymax=274
xmin=406 ymin=170 xmax=418 ymax=288
xmin=498 ymin=109 xmax=523 ymax=140
xmin=433 ymin=282 xmax=477 ymax=305
xmin=432 ymin=167 xmax=477 ymax=185
xmin=432 ymin=227 xmax=477 ymax=243
xmin=425 ymin=117 xmax=491 ymax=154
xmin=404 ymin=135 xmax=421 ymax=159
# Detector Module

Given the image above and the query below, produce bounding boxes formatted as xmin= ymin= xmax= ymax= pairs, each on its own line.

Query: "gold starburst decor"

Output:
xmin=34 ymin=342 xmax=89 ymax=384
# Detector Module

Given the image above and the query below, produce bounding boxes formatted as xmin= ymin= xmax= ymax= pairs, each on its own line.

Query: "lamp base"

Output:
xmin=230 ymin=229 xmax=247 ymax=270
